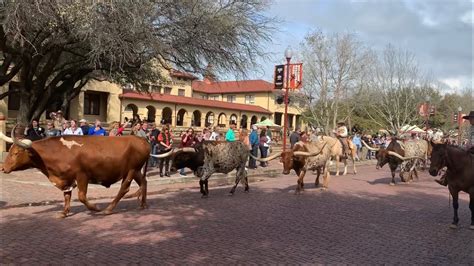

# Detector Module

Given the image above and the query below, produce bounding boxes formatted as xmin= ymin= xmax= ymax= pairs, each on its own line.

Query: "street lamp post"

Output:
xmin=282 ymin=46 xmax=292 ymax=152
xmin=458 ymin=106 xmax=462 ymax=145
xmin=424 ymin=96 xmax=430 ymax=130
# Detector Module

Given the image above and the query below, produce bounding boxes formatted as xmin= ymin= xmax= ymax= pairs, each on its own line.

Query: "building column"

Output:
xmin=292 ymin=114 xmax=297 ymax=130
xmin=107 ymin=92 xmax=120 ymax=123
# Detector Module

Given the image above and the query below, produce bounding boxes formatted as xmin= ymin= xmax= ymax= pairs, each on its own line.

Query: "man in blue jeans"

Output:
xmin=249 ymin=124 xmax=259 ymax=169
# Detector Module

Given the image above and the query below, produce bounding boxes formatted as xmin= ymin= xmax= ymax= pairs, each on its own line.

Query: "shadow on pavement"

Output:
xmin=1 ymin=180 xmax=473 ymax=264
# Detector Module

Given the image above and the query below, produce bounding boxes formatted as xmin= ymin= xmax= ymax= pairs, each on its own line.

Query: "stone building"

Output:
xmin=0 ymin=71 xmax=305 ymax=131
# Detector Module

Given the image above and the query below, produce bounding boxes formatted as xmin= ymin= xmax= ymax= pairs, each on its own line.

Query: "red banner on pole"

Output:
xmin=288 ymin=63 xmax=303 ymax=90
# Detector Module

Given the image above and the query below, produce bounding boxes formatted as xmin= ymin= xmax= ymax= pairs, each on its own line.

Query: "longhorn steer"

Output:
xmin=1 ymin=127 xmax=150 ymax=217
xmin=362 ymin=139 xmax=427 ymax=185
xmin=252 ymin=141 xmax=330 ymax=194
xmin=317 ymin=136 xmax=357 ymax=176
xmin=152 ymin=141 xmax=249 ymax=197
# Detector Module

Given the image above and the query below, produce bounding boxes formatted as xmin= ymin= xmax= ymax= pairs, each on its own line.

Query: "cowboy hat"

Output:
xmin=462 ymin=111 xmax=474 ymax=119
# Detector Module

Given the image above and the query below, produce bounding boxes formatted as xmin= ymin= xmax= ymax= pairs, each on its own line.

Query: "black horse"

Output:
xmin=429 ymin=143 xmax=474 ymax=229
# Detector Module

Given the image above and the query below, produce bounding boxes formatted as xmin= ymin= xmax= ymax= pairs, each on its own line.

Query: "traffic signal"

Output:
xmin=276 ymin=95 xmax=290 ymax=104
xmin=453 ymin=113 xmax=458 ymax=123
xmin=276 ymin=95 xmax=284 ymax=104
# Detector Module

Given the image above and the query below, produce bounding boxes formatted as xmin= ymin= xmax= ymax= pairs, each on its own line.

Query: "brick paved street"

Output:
xmin=1 ymin=162 xmax=472 ymax=264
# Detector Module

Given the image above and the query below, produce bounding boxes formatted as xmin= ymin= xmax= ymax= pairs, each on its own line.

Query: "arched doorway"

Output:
xmin=177 ymin=109 xmax=187 ymax=126
xmin=240 ymin=115 xmax=248 ymax=129
xmin=161 ymin=107 xmax=172 ymax=125
xmin=250 ymin=115 xmax=258 ymax=126
xmin=146 ymin=105 xmax=156 ymax=122
xmin=192 ymin=110 xmax=201 ymax=127
xmin=230 ymin=114 xmax=237 ymax=126
xmin=260 ymin=116 xmax=267 ymax=122
xmin=205 ymin=112 xmax=215 ymax=127
xmin=124 ymin=104 xmax=138 ymax=121
xmin=218 ymin=113 xmax=227 ymax=127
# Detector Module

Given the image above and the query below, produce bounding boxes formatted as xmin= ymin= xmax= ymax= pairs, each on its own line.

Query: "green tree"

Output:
xmin=0 ymin=1 xmax=274 ymax=124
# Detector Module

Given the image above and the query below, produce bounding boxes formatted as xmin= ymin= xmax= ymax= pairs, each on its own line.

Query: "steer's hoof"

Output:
xmin=139 ymin=204 xmax=148 ymax=210
xmin=321 ymin=187 xmax=328 ymax=191
xmin=389 ymin=182 xmax=395 ymax=186
xmin=469 ymin=225 xmax=474 ymax=230
xmin=103 ymin=209 xmax=114 ymax=215
xmin=201 ymin=195 xmax=209 ymax=199
xmin=449 ymin=224 xmax=458 ymax=229
xmin=56 ymin=212 xmax=68 ymax=219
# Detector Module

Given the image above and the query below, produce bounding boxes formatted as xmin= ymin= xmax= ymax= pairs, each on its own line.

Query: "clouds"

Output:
xmin=253 ymin=0 xmax=472 ymax=92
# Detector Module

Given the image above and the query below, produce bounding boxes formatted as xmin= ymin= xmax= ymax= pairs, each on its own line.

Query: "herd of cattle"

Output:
xmin=0 ymin=125 xmax=472 ymax=229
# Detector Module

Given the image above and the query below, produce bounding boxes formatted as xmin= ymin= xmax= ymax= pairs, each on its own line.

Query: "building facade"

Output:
xmin=0 ymin=71 xmax=306 ymax=131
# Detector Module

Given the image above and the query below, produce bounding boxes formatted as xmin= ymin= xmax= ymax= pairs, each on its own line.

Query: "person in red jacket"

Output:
xmin=157 ymin=125 xmax=173 ymax=177
xmin=179 ymin=128 xmax=195 ymax=177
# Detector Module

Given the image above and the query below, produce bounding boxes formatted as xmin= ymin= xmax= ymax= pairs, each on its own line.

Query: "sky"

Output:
xmin=248 ymin=0 xmax=473 ymax=93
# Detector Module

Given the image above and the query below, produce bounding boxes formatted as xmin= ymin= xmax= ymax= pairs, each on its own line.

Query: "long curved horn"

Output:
xmin=0 ymin=131 xmax=13 ymax=143
xmin=362 ymin=140 xmax=379 ymax=151
xmin=150 ymin=148 xmax=175 ymax=158
xmin=181 ymin=147 xmax=196 ymax=153
xmin=293 ymin=143 xmax=327 ymax=157
xmin=11 ymin=125 xmax=32 ymax=149
xmin=387 ymin=151 xmax=423 ymax=161
xmin=249 ymin=151 xmax=282 ymax=162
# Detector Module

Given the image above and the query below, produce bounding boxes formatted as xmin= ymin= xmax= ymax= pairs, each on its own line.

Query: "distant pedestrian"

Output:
xmin=209 ymin=126 xmax=219 ymax=141
xmin=45 ymin=121 xmax=61 ymax=137
xmin=157 ymin=125 xmax=173 ymax=177
xmin=108 ymin=121 xmax=120 ymax=137
xmin=25 ymin=120 xmax=45 ymax=141
xmin=225 ymin=122 xmax=236 ymax=142
xmin=63 ymin=120 xmax=83 ymax=135
xmin=79 ymin=119 xmax=89 ymax=136
xmin=249 ymin=124 xmax=259 ymax=169
xmin=179 ymin=127 xmax=195 ymax=177
xmin=88 ymin=120 xmax=106 ymax=136
xmin=290 ymin=128 xmax=301 ymax=148
xmin=259 ymin=129 xmax=271 ymax=167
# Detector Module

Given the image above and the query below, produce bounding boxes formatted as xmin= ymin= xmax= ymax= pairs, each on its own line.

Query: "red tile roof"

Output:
xmin=119 ymin=91 xmax=272 ymax=114
xmin=192 ymin=79 xmax=275 ymax=94
xmin=170 ymin=70 xmax=198 ymax=80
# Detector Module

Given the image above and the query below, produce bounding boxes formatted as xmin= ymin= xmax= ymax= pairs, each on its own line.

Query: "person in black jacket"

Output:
xmin=26 ymin=120 xmax=45 ymax=141
xmin=79 ymin=119 xmax=90 ymax=136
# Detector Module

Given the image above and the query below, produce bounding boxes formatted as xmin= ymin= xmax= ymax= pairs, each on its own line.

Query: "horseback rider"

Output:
xmin=334 ymin=121 xmax=350 ymax=157
xmin=436 ymin=110 xmax=474 ymax=186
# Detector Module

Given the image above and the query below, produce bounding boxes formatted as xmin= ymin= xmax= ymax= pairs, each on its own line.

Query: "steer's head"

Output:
xmin=280 ymin=151 xmax=296 ymax=175
xmin=169 ymin=147 xmax=200 ymax=173
xmin=375 ymin=149 xmax=389 ymax=169
xmin=1 ymin=125 xmax=34 ymax=173
xmin=428 ymin=142 xmax=447 ymax=176
xmin=3 ymin=144 xmax=33 ymax=173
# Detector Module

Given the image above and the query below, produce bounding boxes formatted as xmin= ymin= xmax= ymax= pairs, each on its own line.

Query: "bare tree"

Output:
xmin=0 ymin=0 xmax=274 ymax=124
xmin=297 ymin=30 xmax=372 ymax=133
xmin=358 ymin=44 xmax=433 ymax=132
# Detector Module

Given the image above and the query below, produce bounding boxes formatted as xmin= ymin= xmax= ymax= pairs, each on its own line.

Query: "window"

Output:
xmin=227 ymin=95 xmax=236 ymax=103
xmin=84 ymin=92 xmax=100 ymax=115
xmin=151 ymin=85 xmax=161 ymax=93
xmin=201 ymin=95 xmax=209 ymax=100
xmin=164 ymin=87 xmax=172 ymax=94
xmin=209 ymin=95 xmax=219 ymax=101
xmin=245 ymin=95 xmax=255 ymax=104
xmin=178 ymin=89 xmax=185 ymax=96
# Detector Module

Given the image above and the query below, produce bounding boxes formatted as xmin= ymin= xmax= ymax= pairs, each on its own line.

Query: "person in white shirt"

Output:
xmin=209 ymin=126 xmax=219 ymax=141
xmin=63 ymin=119 xmax=83 ymax=135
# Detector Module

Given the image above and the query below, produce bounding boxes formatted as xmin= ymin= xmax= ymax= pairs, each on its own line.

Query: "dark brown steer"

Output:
xmin=1 ymin=127 xmax=150 ymax=217
xmin=429 ymin=143 xmax=474 ymax=229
